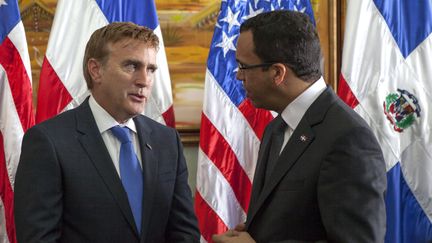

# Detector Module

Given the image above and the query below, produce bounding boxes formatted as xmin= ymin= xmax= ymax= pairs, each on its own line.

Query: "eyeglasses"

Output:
xmin=237 ymin=62 xmax=276 ymax=71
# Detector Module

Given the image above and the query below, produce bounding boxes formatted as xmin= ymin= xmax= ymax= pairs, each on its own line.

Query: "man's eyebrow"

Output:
xmin=120 ymin=58 xmax=158 ymax=70
xmin=121 ymin=59 xmax=142 ymax=66
xmin=147 ymin=63 xmax=158 ymax=70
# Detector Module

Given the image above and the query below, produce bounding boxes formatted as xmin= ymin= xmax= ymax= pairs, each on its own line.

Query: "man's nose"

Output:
xmin=136 ymin=70 xmax=152 ymax=87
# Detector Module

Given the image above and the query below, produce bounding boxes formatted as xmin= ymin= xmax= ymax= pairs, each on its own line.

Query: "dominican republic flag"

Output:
xmin=339 ymin=1 xmax=432 ymax=242
xmin=0 ymin=0 xmax=35 ymax=242
xmin=195 ymin=1 xmax=314 ymax=241
xmin=36 ymin=0 xmax=175 ymax=127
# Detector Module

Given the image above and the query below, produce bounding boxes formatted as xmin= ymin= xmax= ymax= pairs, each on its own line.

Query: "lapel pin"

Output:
xmin=146 ymin=143 xmax=152 ymax=150
xmin=300 ymin=135 xmax=308 ymax=142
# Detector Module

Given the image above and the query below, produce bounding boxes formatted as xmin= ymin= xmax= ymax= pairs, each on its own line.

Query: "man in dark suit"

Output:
xmin=213 ymin=10 xmax=387 ymax=243
xmin=15 ymin=22 xmax=199 ymax=243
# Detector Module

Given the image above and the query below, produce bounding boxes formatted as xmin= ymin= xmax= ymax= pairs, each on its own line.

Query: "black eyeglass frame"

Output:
xmin=237 ymin=62 xmax=277 ymax=70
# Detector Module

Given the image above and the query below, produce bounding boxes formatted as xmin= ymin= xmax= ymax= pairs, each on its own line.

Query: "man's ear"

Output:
xmin=272 ymin=63 xmax=287 ymax=86
xmin=88 ymin=58 xmax=102 ymax=84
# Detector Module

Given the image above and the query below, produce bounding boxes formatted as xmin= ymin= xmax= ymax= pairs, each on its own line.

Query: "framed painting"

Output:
xmin=155 ymin=0 xmax=218 ymax=144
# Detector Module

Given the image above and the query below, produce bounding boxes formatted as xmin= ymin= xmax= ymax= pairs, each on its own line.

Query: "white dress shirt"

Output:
xmin=279 ymin=77 xmax=327 ymax=151
xmin=88 ymin=95 xmax=143 ymax=177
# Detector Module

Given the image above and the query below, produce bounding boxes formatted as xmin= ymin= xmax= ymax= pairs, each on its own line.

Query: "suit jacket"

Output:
xmin=246 ymin=88 xmax=387 ymax=243
xmin=15 ymin=99 xmax=200 ymax=243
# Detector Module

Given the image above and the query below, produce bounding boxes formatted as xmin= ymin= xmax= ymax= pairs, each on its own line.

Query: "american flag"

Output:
xmin=339 ymin=0 xmax=432 ymax=241
xmin=0 ymin=0 xmax=35 ymax=242
xmin=36 ymin=0 xmax=175 ymax=127
xmin=195 ymin=1 xmax=314 ymax=241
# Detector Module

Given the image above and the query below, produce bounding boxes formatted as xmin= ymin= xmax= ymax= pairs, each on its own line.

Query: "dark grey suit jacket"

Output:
xmin=14 ymin=99 xmax=199 ymax=243
xmin=246 ymin=88 xmax=387 ymax=243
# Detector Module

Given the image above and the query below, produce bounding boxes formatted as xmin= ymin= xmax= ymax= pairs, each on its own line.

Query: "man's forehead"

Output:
xmin=238 ymin=30 xmax=254 ymax=45
xmin=108 ymin=38 xmax=156 ymax=51
xmin=236 ymin=31 xmax=258 ymax=60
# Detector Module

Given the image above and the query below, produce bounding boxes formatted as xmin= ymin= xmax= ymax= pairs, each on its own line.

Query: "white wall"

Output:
xmin=183 ymin=144 xmax=198 ymax=193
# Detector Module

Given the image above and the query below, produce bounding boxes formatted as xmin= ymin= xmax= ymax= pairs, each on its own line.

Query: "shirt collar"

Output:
xmin=88 ymin=95 xmax=137 ymax=134
xmin=280 ymin=77 xmax=326 ymax=130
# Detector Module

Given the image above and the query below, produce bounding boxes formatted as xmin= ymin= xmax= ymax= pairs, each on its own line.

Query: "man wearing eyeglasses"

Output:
xmin=213 ymin=10 xmax=386 ymax=243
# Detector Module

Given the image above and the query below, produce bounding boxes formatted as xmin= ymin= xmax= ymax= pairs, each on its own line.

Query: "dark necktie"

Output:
xmin=264 ymin=116 xmax=287 ymax=184
xmin=111 ymin=126 xmax=143 ymax=234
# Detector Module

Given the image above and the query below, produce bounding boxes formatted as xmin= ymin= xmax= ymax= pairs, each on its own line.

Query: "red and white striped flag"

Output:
xmin=0 ymin=0 xmax=35 ymax=242
xmin=36 ymin=0 xmax=175 ymax=127
xmin=195 ymin=1 xmax=315 ymax=242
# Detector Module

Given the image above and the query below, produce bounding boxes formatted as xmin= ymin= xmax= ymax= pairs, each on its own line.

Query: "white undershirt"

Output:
xmin=279 ymin=77 xmax=327 ymax=151
xmin=88 ymin=95 xmax=143 ymax=177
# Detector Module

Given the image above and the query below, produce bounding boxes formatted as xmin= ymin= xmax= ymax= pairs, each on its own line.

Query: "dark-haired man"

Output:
xmin=213 ymin=10 xmax=386 ymax=243
xmin=15 ymin=22 xmax=199 ymax=243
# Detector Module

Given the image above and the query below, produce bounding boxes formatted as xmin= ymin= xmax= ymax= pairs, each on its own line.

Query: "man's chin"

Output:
xmin=133 ymin=109 xmax=145 ymax=116
xmin=128 ymin=100 xmax=146 ymax=109
xmin=126 ymin=106 xmax=145 ymax=117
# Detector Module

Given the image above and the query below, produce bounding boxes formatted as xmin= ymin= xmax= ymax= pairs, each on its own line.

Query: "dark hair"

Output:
xmin=83 ymin=22 xmax=159 ymax=89
xmin=240 ymin=10 xmax=321 ymax=82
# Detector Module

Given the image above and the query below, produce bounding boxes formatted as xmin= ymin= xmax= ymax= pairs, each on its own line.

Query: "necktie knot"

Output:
xmin=111 ymin=126 xmax=132 ymax=144
xmin=273 ymin=115 xmax=288 ymax=134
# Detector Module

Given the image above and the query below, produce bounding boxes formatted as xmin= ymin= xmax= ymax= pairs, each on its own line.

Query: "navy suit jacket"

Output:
xmin=246 ymin=88 xmax=387 ymax=243
xmin=15 ymin=99 xmax=199 ymax=243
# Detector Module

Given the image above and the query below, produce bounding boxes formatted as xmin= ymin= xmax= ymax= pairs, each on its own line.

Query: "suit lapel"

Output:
xmin=247 ymin=123 xmax=315 ymax=225
xmin=133 ymin=116 xmax=158 ymax=241
xmin=75 ymin=100 xmax=139 ymax=236
xmin=247 ymin=87 xmax=338 ymax=227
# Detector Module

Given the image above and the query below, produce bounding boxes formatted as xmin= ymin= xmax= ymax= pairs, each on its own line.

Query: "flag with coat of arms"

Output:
xmin=339 ymin=0 xmax=432 ymax=242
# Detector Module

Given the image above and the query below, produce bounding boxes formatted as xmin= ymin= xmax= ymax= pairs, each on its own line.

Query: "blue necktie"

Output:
xmin=111 ymin=126 xmax=143 ymax=234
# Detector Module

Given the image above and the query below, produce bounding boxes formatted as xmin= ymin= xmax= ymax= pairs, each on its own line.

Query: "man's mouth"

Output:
xmin=129 ymin=93 xmax=146 ymax=102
